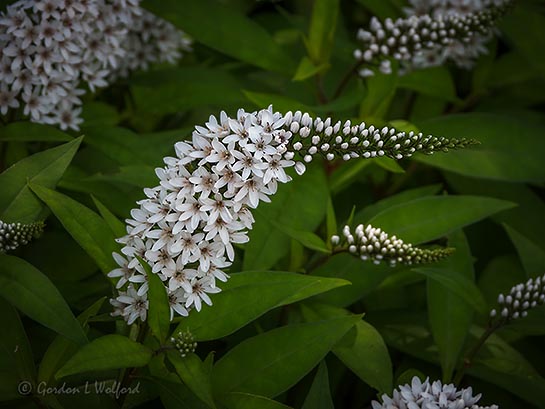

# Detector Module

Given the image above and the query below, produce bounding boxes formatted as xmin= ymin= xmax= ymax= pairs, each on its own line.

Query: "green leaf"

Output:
xmin=329 ymin=160 xmax=373 ymax=194
xmin=445 ymin=173 xmax=545 ymax=256
xmin=0 ymin=254 xmax=87 ymax=345
xmin=355 ymin=0 xmax=402 ymax=19
xmin=414 ymin=267 xmax=486 ymax=314
xmin=373 ymin=157 xmax=405 ymax=173
xmin=131 ymin=67 xmax=246 ymax=114
xmin=293 ymin=57 xmax=328 ymax=81
xmin=306 ymin=0 xmax=339 ymax=65
xmin=0 ymin=137 xmax=82 ymax=223
xmin=313 ymin=253 xmax=396 ymax=307
xmin=271 ymin=221 xmax=330 ymax=253
xmin=301 ymin=362 xmax=333 ymax=409
xmin=167 ymin=352 xmax=216 ymax=409
xmin=142 ymin=0 xmax=295 ymax=75
xmin=244 ymin=166 xmax=328 ymax=270
xmin=501 ymin=5 xmax=545 ymax=79
xmin=0 ymin=122 xmax=73 ymax=142
xmin=174 ymin=271 xmax=349 ymax=341
xmin=56 ymin=335 xmax=153 ymax=379
xmin=426 ymin=230 xmax=474 ymax=382
xmin=302 ymin=303 xmax=392 ymax=393
xmin=469 ymin=328 xmax=545 ymax=409
xmin=154 ymin=378 xmax=209 ymax=409
xmin=359 ymin=73 xmax=399 ymax=119
xmin=91 ymin=196 xmax=126 ymax=238
xmin=326 ymin=195 xmax=337 ymax=242
xmin=398 ymin=67 xmax=459 ymax=102
xmin=222 ymin=393 xmax=293 ymax=409
xmin=212 ymin=315 xmax=361 ymax=398
xmin=354 ymin=184 xmax=442 ymax=224
xmin=30 ymin=184 xmax=118 ymax=275
xmin=243 ymin=91 xmax=313 ymax=116
xmin=141 ymin=258 xmax=170 ymax=343
xmin=503 ymin=224 xmax=545 ymax=278
xmin=38 ymin=298 xmax=105 ymax=384
xmin=0 ymin=297 xmax=35 ymax=401
xmin=368 ymin=195 xmax=516 ymax=244
xmin=81 ymin=102 xmax=119 ymax=127
xmin=416 ymin=113 xmax=545 ymax=183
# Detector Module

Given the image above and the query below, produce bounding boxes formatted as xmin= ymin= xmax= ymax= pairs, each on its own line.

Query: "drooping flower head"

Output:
xmin=0 ymin=0 xmax=191 ymax=130
xmin=372 ymin=376 xmax=498 ymax=409
xmin=0 ymin=220 xmax=44 ymax=253
xmin=354 ymin=0 xmax=513 ymax=76
xmin=109 ymin=106 xmax=476 ymax=324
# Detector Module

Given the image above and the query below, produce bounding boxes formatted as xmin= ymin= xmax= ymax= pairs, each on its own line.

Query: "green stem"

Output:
xmin=332 ymin=60 xmax=364 ymax=100
xmin=116 ymin=322 xmax=148 ymax=407
xmin=452 ymin=321 xmax=502 ymax=385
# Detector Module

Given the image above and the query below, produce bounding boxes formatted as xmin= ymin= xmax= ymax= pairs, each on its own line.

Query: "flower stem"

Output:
xmin=332 ymin=61 xmax=364 ymax=100
xmin=452 ymin=321 xmax=501 ymax=385
xmin=116 ymin=322 xmax=148 ymax=407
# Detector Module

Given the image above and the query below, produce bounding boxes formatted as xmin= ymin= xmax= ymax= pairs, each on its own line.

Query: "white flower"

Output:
xmin=184 ymin=276 xmax=221 ymax=312
xmin=372 ymin=376 xmax=498 ymax=409
xmin=108 ymin=107 xmax=474 ymax=324
xmin=114 ymin=286 xmax=148 ymax=325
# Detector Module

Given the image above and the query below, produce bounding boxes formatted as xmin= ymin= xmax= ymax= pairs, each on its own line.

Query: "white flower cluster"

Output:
xmin=372 ymin=376 xmax=498 ymax=409
xmin=108 ymin=106 xmax=474 ymax=324
xmin=0 ymin=219 xmax=44 ymax=253
xmin=490 ymin=274 xmax=545 ymax=322
xmin=331 ymin=224 xmax=454 ymax=266
xmin=109 ymin=106 xmax=296 ymax=324
xmin=404 ymin=0 xmax=508 ymax=69
xmin=354 ymin=0 xmax=511 ymax=76
xmin=0 ymin=0 xmax=190 ymax=130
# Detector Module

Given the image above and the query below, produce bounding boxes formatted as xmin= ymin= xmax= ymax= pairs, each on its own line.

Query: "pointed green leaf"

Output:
xmin=293 ymin=57 xmax=328 ymax=81
xmin=174 ymin=271 xmax=349 ymax=341
xmin=398 ymin=66 xmax=459 ymax=102
xmin=427 ymin=230 xmax=474 ymax=382
xmin=167 ymin=352 xmax=216 ymax=409
xmin=0 ymin=122 xmax=72 ymax=142
xmin=0 ymin=254 xmax=87 ymax=345
xmin=416 ymin=113 xmax=545 ymax=183
xmin=56 ymin=335 xmax=152 ymax=379
xmin=302 ymin=303 xmax=393 ymax=393
xmin=30 ymin=184 xmax=118 ymax=275
xmin=271 ymin=221 xmax=330 ymax=254
xmin=307 ymin=0 xmax=339 ymax=65
xmin=0 ymin=297 xmax=35 ymax=401
xmin=142 ymin=0 xmax=295 ymax=75
xmin=140 ymin=258 xmax=170 ymax=343
xmin=244 ymin=166 xmax=328 ymax=270
xmin=503 ymin=224 xmax=545 ymax=278
xmin=91 ymin=195 xmax=126 ymax=238
xmin=38 ymin=298 xmax=105 ymax=384
xmin=368 ymin=195 xmax=516 ymax=244
xmin=355 ymin=184 xmax=442 ymax=224
xmin=212 ymin=315 xmax=361 ymax=398
xmin=415 ymin=267 xmax=486 ymax=314
xmin=0 ymin=137 xmax=82 ymax=222
xmin=223 ymin=393 xmax=293 ymax=409
xmin=302 ymin=362 xmax=333 ymax=409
